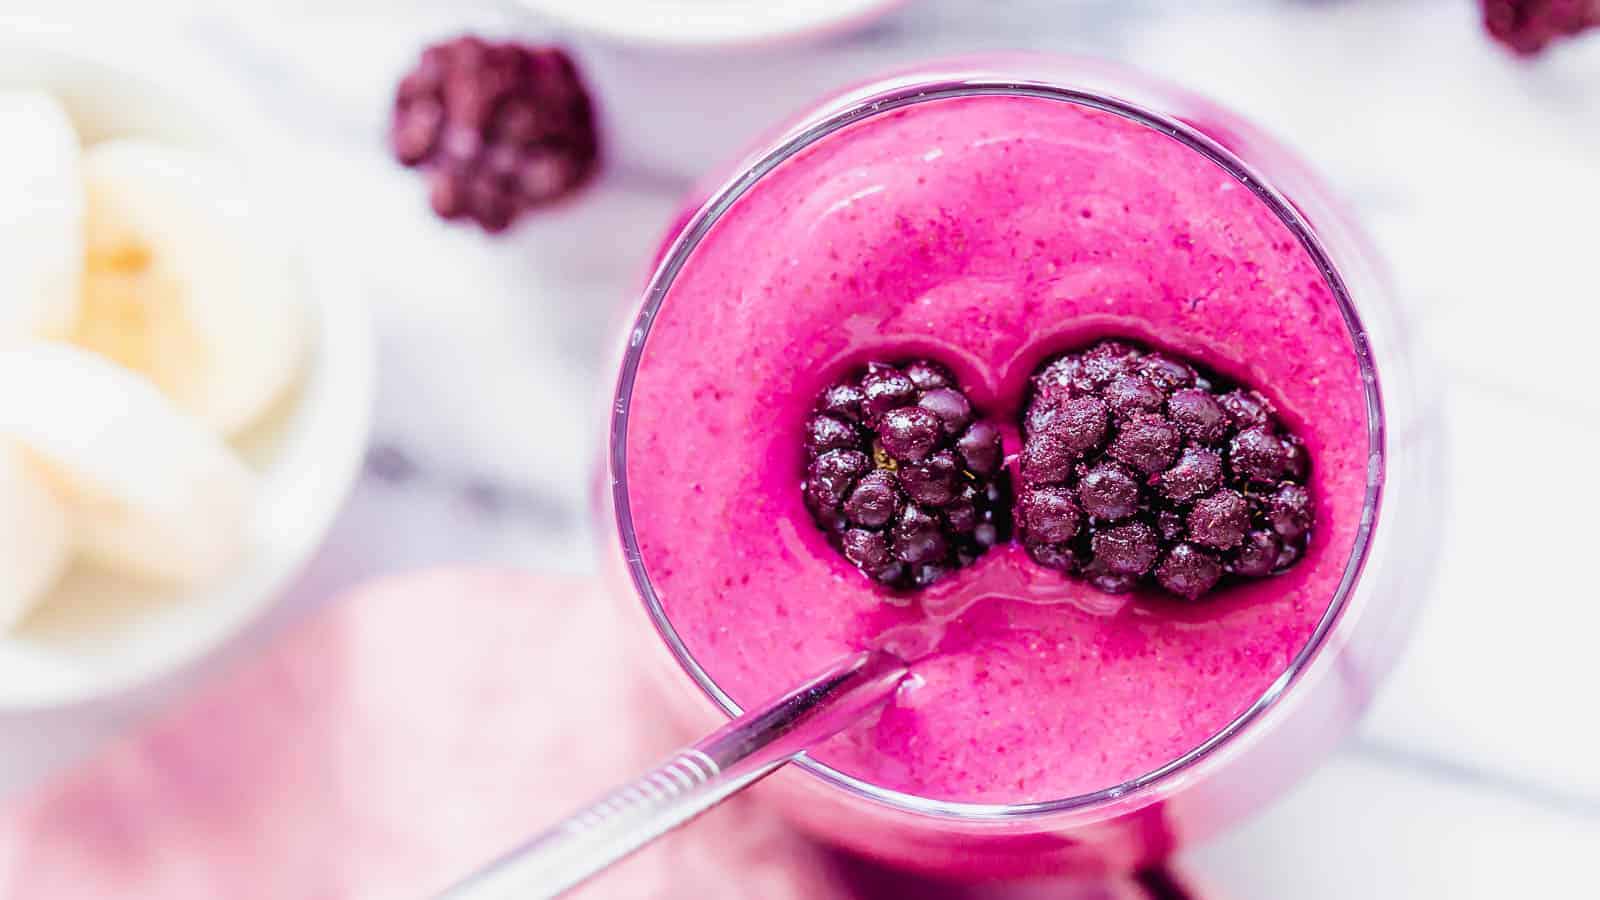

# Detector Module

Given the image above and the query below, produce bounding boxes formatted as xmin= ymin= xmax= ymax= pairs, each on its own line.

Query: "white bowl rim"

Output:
xmin=514 ymin=0 xmax=910 ymax=49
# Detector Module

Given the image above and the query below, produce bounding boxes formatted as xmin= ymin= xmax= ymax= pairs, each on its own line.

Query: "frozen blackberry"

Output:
xmin=1483 ymin=0 xmax=1600 ymax=55
xmin=391 ymin=37 xmax=599 ymax=232
xmin=1018 ymin=339 xmax=1315 ymax=601
xmin=802 ymin=361 xmax=1011 ymax=591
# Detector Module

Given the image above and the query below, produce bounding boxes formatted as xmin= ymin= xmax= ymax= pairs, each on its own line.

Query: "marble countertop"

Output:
xmin=4 ymin=0 xmax=1599 ymax=896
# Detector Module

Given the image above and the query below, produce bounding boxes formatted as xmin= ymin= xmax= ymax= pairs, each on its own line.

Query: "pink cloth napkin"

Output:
xmin=0 ymin=568 xmax=1198 ymax=899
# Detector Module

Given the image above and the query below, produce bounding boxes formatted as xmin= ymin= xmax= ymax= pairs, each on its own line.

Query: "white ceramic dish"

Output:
xmin=517 ymin=0 xmax=908 ymax=48
xmin=0 ymin=40 xmax=375 ymax=710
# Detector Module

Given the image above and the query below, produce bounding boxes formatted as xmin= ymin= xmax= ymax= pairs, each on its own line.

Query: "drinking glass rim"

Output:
xmin=608 ymin=64 xmax=1387 ymax=822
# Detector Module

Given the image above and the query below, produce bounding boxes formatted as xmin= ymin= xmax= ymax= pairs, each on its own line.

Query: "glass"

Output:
xmin=600 ymin=55 xmax=1440 ymax=879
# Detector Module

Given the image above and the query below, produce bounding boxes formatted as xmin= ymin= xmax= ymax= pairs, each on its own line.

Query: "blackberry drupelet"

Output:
xmin=391 ymin=36 xmax=599 ymax=232
xmin=803 ymin=361 xmax=1011 ymax=591
xmin=1019 ymin=339 xmax=1315 ymax=601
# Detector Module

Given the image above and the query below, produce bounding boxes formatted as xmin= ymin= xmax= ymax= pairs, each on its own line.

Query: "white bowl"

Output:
xmin=518 ymin=0 xmax=909 ymax=48
xmin=0 ymin=39 xmax=375 ymax=710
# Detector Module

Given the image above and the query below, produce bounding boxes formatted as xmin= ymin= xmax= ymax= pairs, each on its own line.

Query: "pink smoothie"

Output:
xmin=625 ymin=94 xmax=1368 ymax=804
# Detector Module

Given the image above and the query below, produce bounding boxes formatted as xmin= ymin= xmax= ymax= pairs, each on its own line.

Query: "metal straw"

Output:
xmin=439 ymin=649 xmax=909 ymax=899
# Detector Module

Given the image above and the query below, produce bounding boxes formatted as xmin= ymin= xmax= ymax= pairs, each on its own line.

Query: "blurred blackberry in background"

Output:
xmin=1483 ymin=0 xmax=1600 ymax=54
xmin=1018 ymin=340 xmax=1314 ymax=601
xmin=802 ymin=361 xmax=1011 ymax=591
xmin=391 ymin=36 xmax=598 ymax=232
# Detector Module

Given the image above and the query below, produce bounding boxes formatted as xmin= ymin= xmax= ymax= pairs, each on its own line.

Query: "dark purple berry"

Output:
xmin=1054 ymin=396 xmax=1111 ymax=453
xmin=879 ymin=406 xmax=942 ymax=462
xmin=900 ymin=451 xmax=961 ymax=506
xmin=1032 ymin=355 xmax=1085 ymax=397
xmin=842 ymin=528 xmax=892 ymax=572
xmin=1187 ymin=489 xmax=1251 ymax=550
xmin=1230 ymin=425 xmax=1292 ymax=484
xmin=1220 ymin=389 xmax=1272 ymax=428
xmin=1027 ymin=540 xmax=1077 ymax=572
xmin=820 ymin=384 xmax=865 ymax=422
xmin=803 ymin=360 xmax=1010 ymax=592
xmin=1266 ymin=483 xmax=1313 ymax=542
xmin=806 ymin=415 xmax=860 ymax=456
xmin=1104 ymin=374 xmax=1166 ymax=418
xmin=955 ymin=422 xmax=1002 ymax=476
xmin=1019 ymin=339 xmax=1315 ymax=601
xmin=1156 ymin=544 xmax=1224 ymax=600
xmin=1077 ymin=463 xmax=1140 ymax=521
xmin=861 ymin=365 xmax=917 ymax=419
xmin=803 ymin=450 xmax=868 ymax=517
xmin=1091 ymin=522 xmax=1159 ymax=576
xmin=1158 ymin=446 xmax=1224 ymax=504
xmin=944 ymin=489 xmax=978 ymax=533
xmin=1108 ymin=413 xmax=1181 ymax=475
xmin=904 ymin=360 xmax=952 ymax=390
xmin=1229 ymin=529 xmax=1282 ymax=578
xmin=892 ymin=505 xmax=947 ymax=564
xmin=1168 ymin=388 xmax=1229 ymax=444
xmin=1020 ymin=434 xmax=1074 ymax=485
xmin=813 ymin=448 xmax=869 ymax=486
xmin=1021 ymin=486 xmax=1082 ymax=544
xmin=843 ymin=470 xmax=899 ymax=527
xmin=1081 ymin=340 xmax=1139 ymax=386
xmin=874 ymin=563 xmax=907 ymax=584
xmin=804 ymin=488 xmax=847 ymax=531
xmin=1139 ymin=353 xmax=1196 ymax=391
xmin=392 ymin=38 xmax=597 ymax=232
xmin=918 ymin=388 xmax=973 ymax=434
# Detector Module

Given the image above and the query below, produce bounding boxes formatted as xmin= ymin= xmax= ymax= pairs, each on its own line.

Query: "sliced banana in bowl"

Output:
xmin=0 ymin=39 xmax=373 ymax=710
xmin=75 ymin=139 xmax=307 ymax=438
xmin=0 ymin=343 xmax=257 ymax=585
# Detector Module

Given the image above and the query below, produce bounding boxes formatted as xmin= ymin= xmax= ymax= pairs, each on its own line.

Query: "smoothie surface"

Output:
xmin=625 ymin=94 xmax=1369 ymax=803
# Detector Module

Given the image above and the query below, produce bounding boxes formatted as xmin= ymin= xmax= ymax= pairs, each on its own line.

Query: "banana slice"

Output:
xmin=74 ymin=139 xmax=306 ymax=438
xmin=0 ymin=342 xmax=256 ymax=585
xmin=0 ymin=443 xmax=71 ymax=630
xmin=0 ymin=90 xmax=83 ymax=341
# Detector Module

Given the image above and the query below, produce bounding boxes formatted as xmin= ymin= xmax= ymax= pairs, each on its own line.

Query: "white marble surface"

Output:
xmin=4 ymin=0 xmax=1600 ymax=896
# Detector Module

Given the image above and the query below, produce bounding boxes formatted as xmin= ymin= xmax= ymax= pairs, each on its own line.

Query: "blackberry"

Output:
xmin=391 ymin=37 xmax=599 ymax=232
xmin=1482 ymin=0 xmax=1600 ymax=55
xmin=1018 ymin=339 xmax=1315 ymax=601
xmin=803 ymin=361 xmax=1011 ymax=591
